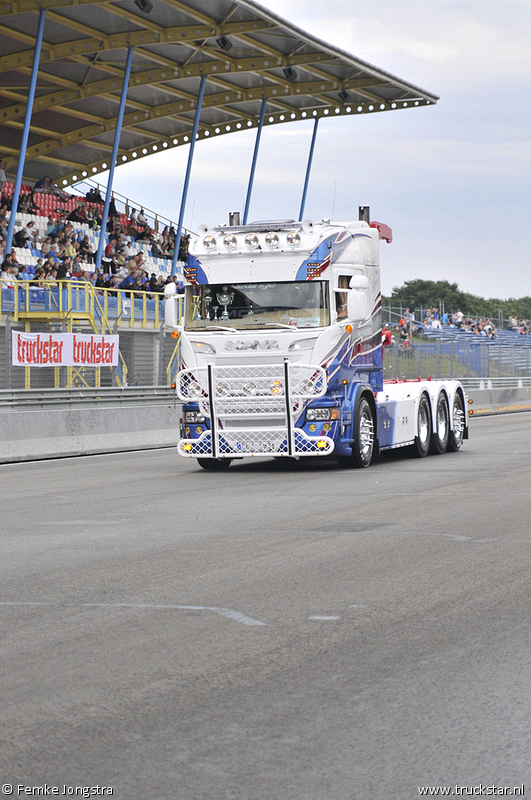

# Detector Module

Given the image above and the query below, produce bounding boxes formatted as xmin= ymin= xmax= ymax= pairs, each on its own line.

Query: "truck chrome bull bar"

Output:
xmin=177 ymin=360 xmax=335 ymax=458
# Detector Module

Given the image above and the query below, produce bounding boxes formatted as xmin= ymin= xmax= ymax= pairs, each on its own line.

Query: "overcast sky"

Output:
xmin=105 ymin=0 xmax=531 ymax=300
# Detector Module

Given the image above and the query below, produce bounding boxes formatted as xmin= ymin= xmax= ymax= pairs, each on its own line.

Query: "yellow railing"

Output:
xmin=1 ymin=279 xmax=164 ymax=330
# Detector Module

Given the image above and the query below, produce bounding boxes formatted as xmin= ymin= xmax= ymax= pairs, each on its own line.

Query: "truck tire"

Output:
xmin=337 ymin=396 xmax=375 ymax=469
xmin=197 ymin=458 xmax=232 ymax=470
xmin=430 ymin=392 xmax=449 ymax=454
xmin=413 ymin=393 xmax=432 ymax=458
xmin=448 ymin=392 xmax=465 ymax=452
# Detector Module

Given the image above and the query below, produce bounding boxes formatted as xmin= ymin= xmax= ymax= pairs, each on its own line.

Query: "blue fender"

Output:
xmin=335 ymin=381 xmax=378 ymax=457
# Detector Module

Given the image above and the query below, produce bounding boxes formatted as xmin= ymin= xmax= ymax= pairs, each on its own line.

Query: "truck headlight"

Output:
xmin=223 ymin=234 xmax=237 ymax=250
xmin=270 ymin=380 xmax=284 ymax=395
xmin=287 ymin=231 xmax=301 ymax=246
xmin=216 ymin=381 xmax=230 ymax=396
xmin=306 ymin=408 xmax=339 ymax=422
xmin=245 ymin=233 xmax=259 ymax=250
xmin=203 ymin=235 xmax=217 ymax=250
xmin=243 ymin=381 xmax=257 ymax=395
xmin=265 ymin=232 xmax=279 ymax=248
xmin=184 ymin=411 xmax=206 ymax=423
xmin=188 ymin=381 xmax=203 ymax=397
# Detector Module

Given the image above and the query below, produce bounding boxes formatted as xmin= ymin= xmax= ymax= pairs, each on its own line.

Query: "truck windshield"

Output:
xmin=184 ymin=281 xmax=329 ymax=331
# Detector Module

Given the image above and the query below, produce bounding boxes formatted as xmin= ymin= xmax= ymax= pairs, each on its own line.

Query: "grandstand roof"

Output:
xmin=0 ymin=0 xmax=438 ymax=191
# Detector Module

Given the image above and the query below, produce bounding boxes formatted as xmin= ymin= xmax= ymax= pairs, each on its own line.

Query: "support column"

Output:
xmin=171 ymin=75 xmax=206 ymax=278
xmin=242 ymin=98 xmax=267 ymax=225
xmin=299 ymin=117 xmax=319 ymax=221
xmin=5 ymin=9 xmax=46 ymax=255
xmin=95 ymin=46 xmax=135 ymax=271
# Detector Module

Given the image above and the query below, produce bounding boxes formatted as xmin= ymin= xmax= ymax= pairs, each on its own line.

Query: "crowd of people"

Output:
xmin=0 ymin=178 xmax=190 ymax=297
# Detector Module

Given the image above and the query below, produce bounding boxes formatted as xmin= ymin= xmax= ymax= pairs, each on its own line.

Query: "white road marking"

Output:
xmin=0 ymin=601 xmax=266 ymax=626
xmin=308 ymin=615 xmax=341 ymax=621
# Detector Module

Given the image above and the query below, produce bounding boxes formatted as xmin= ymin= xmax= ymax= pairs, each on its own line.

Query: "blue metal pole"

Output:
xmin=95 ymin=45 xmax=134 ymax=271
xmin=171 ymin=75 xmax=206 ymax=278
xmin=5 ymin=9 xmax=46 ymax=255
xmin=242 ymin=98 xmax=267 ymax=225
xmin=299 ymin=117 xmax=319 ymax=221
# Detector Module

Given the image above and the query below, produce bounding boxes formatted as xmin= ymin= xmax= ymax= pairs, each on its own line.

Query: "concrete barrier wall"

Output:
xmin=0 ymin=404 xmax=182 ymax=463
xmin=0 ymin=388 xmax=530 ymax=463
xmin=466 ymin=386 xmax=531 ymax=416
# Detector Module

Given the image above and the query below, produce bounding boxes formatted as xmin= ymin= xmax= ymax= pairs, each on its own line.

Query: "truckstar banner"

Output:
xmin=12 ymin=331 xmax=119 ymax=367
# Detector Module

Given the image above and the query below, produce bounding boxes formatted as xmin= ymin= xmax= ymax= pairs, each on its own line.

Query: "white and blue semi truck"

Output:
xmin=164 ymin=209 xmax=468 ymax=470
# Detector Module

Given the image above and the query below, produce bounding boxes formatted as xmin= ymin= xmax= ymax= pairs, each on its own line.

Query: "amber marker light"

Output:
xmin=316 ymin=440 xmax=328 ymax=449
xmin=171 ymin=330 xmax=179 ymax=338
xmin=345 ymin=324 xmax=353 ymax=333
xmin=183 ymin=443 xmax=193 ymax=451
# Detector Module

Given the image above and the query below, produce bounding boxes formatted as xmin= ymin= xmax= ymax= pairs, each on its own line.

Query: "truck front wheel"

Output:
xmin=197 ymin=458 xmax=232 ymax=470
xmin=337 ymin=397 xmax=375 ymax=469
xmin=413 ymin=393 xmax=432 ymax=458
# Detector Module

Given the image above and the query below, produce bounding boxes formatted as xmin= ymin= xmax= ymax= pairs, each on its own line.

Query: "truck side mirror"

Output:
xmin=164 ymin=284 xmax=181 ymax=329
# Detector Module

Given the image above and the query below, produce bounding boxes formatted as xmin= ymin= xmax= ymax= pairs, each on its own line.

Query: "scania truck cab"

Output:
xmin=164 ymin=211 xmax=467 ymax=470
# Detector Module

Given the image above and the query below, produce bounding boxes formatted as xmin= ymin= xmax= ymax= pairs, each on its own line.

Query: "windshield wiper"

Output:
xmin=266 ymin=322 xmax=298 ymax=329
xmin=204 ymin=324 xmax=238 ymax=332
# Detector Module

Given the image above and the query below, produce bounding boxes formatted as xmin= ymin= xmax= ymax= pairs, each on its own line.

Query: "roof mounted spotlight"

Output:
xmin=216 ymin=35 xmax=233 ymax=52
xmin=135 ymin=0 xmax=153 ymax=14
xmin=338 ymin=90 xmax=350 ymax=103
xmin=283 ymin=66 xmax=297 ymax=82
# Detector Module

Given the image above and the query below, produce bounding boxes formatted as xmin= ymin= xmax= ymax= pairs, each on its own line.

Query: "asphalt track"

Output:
xmin=1 ymin=413 xmax=531 ymax=800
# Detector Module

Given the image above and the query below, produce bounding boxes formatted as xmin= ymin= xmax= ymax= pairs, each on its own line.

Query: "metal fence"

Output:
xmin=383 ymin=334 xmax=531 ymax=380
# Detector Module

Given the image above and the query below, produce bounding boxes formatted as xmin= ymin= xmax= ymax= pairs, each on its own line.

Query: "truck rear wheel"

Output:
xmin=337 ymin=397 xmax=375 ymax=469
xmin=448 ymin=392 xmax=465 ymax=452
xmin=413 ymin=393 xmax=432 ymax=458
xmin=430 ymin=393 xmax=449 ymax=454
xmin=197 ymin=458 xmax=232 ymax=470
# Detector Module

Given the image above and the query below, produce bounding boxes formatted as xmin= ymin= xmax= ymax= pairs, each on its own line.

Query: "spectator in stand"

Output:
xmin=14 ymin=220 xmax=38 ymax=249
xmin=31 ymin=266 xmax=46 ymax=287
xmin=0 ymin=159 xmax=7 ymax=192
xmin=0 ymin=190 xmax=12 ymax=212
xmin=56 ymin=258 xmax=72 ymax=280
xmin=119 ymin=270 xmax=137 ymax=291
xmin=178 ymin=233 xmax=191 ymax=262
xmin=85 ymin=206 xmax=101 ymax=229
xmin=40 ymin=237 xmax=53 ymax=258
xmin=86 ymin=186 xmax=103 ymax=204
xmin=63 ymin=238 xmax=78 ymax=259
xmin=0 ymin=264 xmax=17 ymax=288
xmin=33 ymin=176 xmax=72 ymax=201
xmin=507 ymin=315 xmax=518 ymax=331
xmin=78 ymin=235 xmax=95 ymax=263
xmin=122 ymin=240 xmax=135 ymax=258
xmin=136 ymin=208 xmax=148 ymax=228
xmin=131 ymin=274 xmax=146 ymax=298
xmin=67 ymin=204 xmax=87 ymax=224
xmin=17 ymin=192 xmax=38 ymax=214
xmin=135 ymin=225 xmax=154 ymax=243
